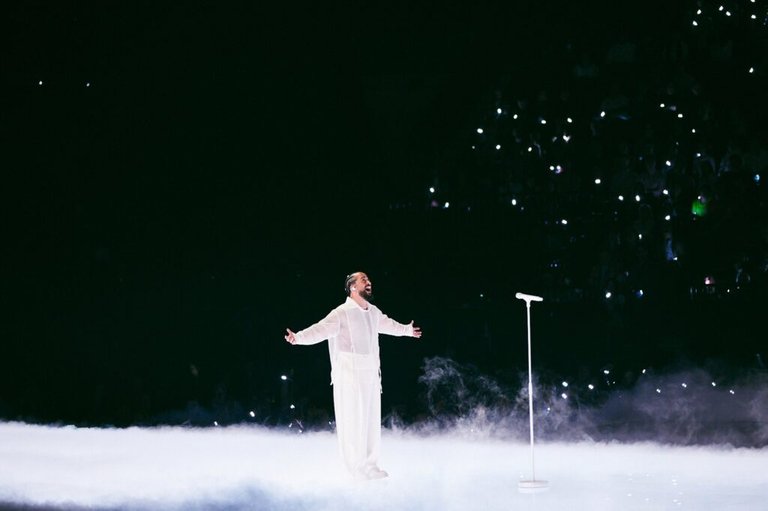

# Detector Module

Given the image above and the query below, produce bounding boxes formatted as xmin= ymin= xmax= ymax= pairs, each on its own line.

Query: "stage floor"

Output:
xmin=1 ymin=422 xmax=766 ymax=510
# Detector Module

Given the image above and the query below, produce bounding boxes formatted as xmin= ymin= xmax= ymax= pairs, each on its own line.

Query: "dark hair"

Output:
xmin=344 ymin=273 xmax=358 ymax=296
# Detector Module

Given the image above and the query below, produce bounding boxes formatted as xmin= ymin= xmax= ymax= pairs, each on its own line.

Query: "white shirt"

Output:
xmin=294 ymin=297 xmax=413 ymax=370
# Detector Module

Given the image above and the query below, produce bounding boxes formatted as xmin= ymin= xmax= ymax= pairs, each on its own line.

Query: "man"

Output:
xmin=284 ymin=271 xmax=422 ymax=480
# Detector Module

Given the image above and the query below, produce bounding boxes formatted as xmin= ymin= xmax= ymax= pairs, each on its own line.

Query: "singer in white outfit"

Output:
xmin=284 ymin=272 xmax=422 ymax=480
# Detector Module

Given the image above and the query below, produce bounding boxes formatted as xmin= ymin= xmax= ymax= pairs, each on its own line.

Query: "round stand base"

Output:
xmin=518 ymin=480 xmax=549 ymax=493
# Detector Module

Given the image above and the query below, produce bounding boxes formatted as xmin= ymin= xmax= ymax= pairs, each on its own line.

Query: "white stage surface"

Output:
xmin=1 ymin=422 xmax=766 ymax=510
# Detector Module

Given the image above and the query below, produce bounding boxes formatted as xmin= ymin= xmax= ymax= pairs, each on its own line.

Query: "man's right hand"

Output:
xmin=284 ymin=328 xmax=297 ymax=345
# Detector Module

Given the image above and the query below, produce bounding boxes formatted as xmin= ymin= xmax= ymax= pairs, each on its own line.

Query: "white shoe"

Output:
xmin=362 ymin=466 xmax=388 ymax=480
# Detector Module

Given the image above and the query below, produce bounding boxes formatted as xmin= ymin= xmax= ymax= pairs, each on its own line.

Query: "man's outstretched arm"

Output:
xmin=285 ymin=310 xmax=341 ymax=345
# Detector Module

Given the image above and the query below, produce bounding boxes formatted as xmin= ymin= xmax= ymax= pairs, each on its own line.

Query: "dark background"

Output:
xmin=1 ymin=1 xmax=766 ymax=428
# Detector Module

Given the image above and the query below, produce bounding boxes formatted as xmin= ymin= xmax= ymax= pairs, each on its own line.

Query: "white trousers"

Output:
xmin=331 ymin=352 xmax=382 ymax=475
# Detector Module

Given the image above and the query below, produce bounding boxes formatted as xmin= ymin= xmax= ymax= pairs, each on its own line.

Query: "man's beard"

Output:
xmin=360 ymin=288 xmax=374 ymax=302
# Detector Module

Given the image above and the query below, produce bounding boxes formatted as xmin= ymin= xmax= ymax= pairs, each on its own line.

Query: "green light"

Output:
xmin=691 ymin=198 xmax=707 ymax=216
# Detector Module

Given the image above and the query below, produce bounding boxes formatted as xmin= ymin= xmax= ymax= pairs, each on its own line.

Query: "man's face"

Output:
xmin=354 ymin=273 xmax=373 ymax=301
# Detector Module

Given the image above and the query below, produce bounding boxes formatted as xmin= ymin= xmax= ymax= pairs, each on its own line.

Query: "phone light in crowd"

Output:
xmin=660 ymin=103 xmax=665 ymax=108
xmin=656 ymin=388 xmax=661 ymax=394
xmin=692 ymin=128 xmax=697 ymax=134
xmin=594 ymin=178 xmax=601 ymax=185
xmin=562 ymin=134 xmax=571 ymax=142
xmin=749 ymin=67 xmax=754 ymax=74
xmin=249 ymin=411 xmax=255 ymax=418
xmin=560 ymin=219 xmax=568 ymax=225
xmin=662 ymin=189 xmax=669 ymax=196
xmin=718 ymin=5 xmax=724 ymax=11
xmin=497 ymin=108 xmax=502 ymax=114
xmin=38 ymin=80 xmax=44 ymax=86
xmin=682 ymin=383 xmax=688 ymax=388
xmin=429 ymin=186 xmax=435 ymax=193
xmin=705 ymin=276 xmax=714 ymax=285
xmin=692 ymin=20 xmax=699 ymax=26
xmin=666 ymin=160 xmax=672 ymax=167
xmin=726 ymin=10 xmax=731 ymax=16
xmin=618 ymin=195 xmax=624 ymax=201
xmin=280 ymin=375 xmax=288 ymax=381
xmin=751 ymin=14 xmax=757 ymax=20
xmin=634 ymin=194 xmax=641 ymax=202
xmin=677 ymin=113 xmax=684 ymax=119
xmin=567 ymin=117 xmax=573 ymax=123
xmin=600 ymin=111 xmax=606 ymax=118
xmin=443 ymin=202 xmax=450 ymax=209
xmin=540 ymin=118 xmax=547 ymax=125
xmin=636 ymin=289 xmax=644 ymax=298
xmin=528 ymin=146 xmax=533 ymax=152
xmin=605 ymin=291 xmax=612 ymax=299
xmin=691 ymin=198 xmax=707 ymax=216
xmin=604 ymin=369 xmax=610 ymax=375
xmin=561 ymin=393 xmax=568 ymax=400
xmin=476 ymin=128 xmax=484 ymax=134
xmin=513 ymin=114 xmax=519 ymax=120
xmin=290 ymin=404 xmax=295 ymax=410
xmin=697 ymin=9 xmax=702 ymax=15
xmin=511 ymin=198 xmax=517 ymax=206
xmin=588 ymin=384 xmax=595 ymax=390
xmin=665 ymin=214 xmax=671 ymax=221
xmin=562 ymin=381 xmax=569 ymax=388
xmin=711 ymin=382 xmax=717 ymax=387
xmin=638 ymin=234 xmax=643 ymax=240
xmin=754 ymin=174 xmax=761 ymax=183
xmin=496 ymin=144 xmax=501 ymax=150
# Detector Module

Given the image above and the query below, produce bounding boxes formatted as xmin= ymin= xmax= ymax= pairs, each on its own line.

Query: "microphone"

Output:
xmin=515 ymin=292 xmax=543 ymax=302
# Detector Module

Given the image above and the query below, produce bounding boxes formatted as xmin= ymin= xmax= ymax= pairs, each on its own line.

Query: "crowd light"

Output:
xmin=429 ymin=186 xmax=435 ymax=193
xmin=749 ymin=67 xmax=754 ymax=74
xmin=540 ymin=118 xmax=547 ymax=125
xmin=594 ymin=178 xmax=601 ymax=185
xmin=280 ymin=375 xmax=288 ymax=381
xmin=605 ymin=291 xmax=612 ymax=299
xmin=692 ymin=20 xmax=698 ymax=26
xmin=495 ymin=144 xmax=501 ymax=150
xmin=600 ymin=111 xmax=606 ymax=118
xmin=618 ymin=195 xmax=624 ymax=201
xmin=496 ymin=108 xmax=502 ymax=114
xmin=513 ymin=114 xmax=518 ymax=120
xmin=511 ymin=198 xmax=517 ymax=206
xmin=567 ymin=117 xmax=573 ymax=123
xmin=665 ymin=214 xmax=671 ymax=221
xmin=634 ymin=194 xmax=641 ymax=202
xmin=476 ymin=128 xmax=484 ymax=134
